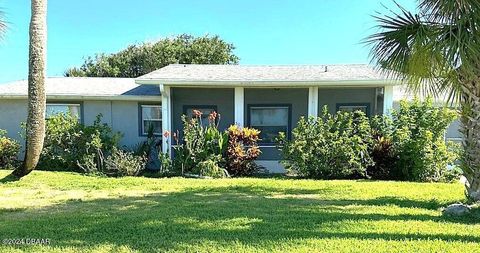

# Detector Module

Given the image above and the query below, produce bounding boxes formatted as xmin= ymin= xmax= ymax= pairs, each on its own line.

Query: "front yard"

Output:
xmin=0 ymin=170 xmax=479 ymax=253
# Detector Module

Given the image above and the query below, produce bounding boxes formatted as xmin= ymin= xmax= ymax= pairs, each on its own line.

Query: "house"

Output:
xmin=0 ymin=64 xmax=461 ymax=172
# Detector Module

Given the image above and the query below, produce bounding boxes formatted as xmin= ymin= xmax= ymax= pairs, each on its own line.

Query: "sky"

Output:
xmin=0 ymin=0 xmax=416 ymax=84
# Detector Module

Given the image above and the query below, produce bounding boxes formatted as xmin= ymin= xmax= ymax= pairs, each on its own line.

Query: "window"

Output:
xmin=46 ymin=103 xmax=81 ymax=121
xmin=336 ymin=103 xmax=370 ymax=116
xmin=183 ymin=105 xmax=218 ymax=127
xmin=141 ymin=105 xmax=162 ymax=136
xmin=248 ymin=105 xmax=291 ymax=144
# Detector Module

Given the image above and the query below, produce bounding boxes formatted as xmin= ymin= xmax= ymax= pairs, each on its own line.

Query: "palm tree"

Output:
xmin=12 ymin=0 xmax=48 ymax=178
xmin=0 ymin=8 xmax=6 ymax=38
xmin=366 ymin=1 xmax=480 ymax=201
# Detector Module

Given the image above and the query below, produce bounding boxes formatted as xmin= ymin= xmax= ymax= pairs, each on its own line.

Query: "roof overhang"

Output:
xmin=135 ymin=79 xmax=401 ymax=87
xmin=0 ymin=94 xmax=161 ymax=101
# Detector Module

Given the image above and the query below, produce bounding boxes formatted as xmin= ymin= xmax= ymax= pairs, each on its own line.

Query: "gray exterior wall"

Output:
xmin=0 ymin=99 xmax=28 ymax=143
xmin=318 ymin=87 xmax=382 ymax=116
xmin=244 ymin=88 xmax=309 ymax=160
xmin=0 ymin=99 xmax=159 ymax=154
xmin=171 ymin=88 xmax=235 ymax=134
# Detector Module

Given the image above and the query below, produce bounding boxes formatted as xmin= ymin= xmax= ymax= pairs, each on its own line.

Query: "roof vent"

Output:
xmin=324 ymin=66 xmax=328 ymax=72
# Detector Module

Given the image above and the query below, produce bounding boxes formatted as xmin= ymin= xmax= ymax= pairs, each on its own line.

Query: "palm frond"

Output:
xmin=0 ymin=9 xmax=6 ymax=39
xmin=364 ymin=2 xmax=468 ymax=102
xmin=419 ymin=0 xmax=480 ymax=24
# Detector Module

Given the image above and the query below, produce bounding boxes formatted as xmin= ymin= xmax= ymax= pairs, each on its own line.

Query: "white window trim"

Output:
xmin=140 ymin=104 xmax=162 ymax=136
xmin=46 ymin=103 xmax=82 ymax=120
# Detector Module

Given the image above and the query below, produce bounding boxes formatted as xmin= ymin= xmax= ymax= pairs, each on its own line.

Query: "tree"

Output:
xmin=12 ymin=0 xmax=48 ymax=178
xmin=366 ymin=1 xmax=480 ymax=200
xmin=65 ymin=34 xmax=239 ymax=78
xmin=0 ymin=8 xmax=6 ymax=38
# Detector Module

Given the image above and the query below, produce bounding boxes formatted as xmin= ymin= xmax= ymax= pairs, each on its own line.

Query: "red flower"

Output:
xmin=192 ymin=109 xmax=203 ymax=118
xmin=163 ymin=130 xmax=170 ymax=138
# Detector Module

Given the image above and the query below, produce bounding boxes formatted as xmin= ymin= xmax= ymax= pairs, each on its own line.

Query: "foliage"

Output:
xmin=65 ymin=34 xmax=239 ymax=78
xmin=278 ymin=108 xmax=373 ymax=179
xmin=226 ymin=125 xmax=262 ymax=176
xmin=367 ymin=115 xmax=397 ymax=179
xmin=171 ymin=111 xmax=228 ymax=177
xmin=1 ymin=169 xmax=477 ymax=253
xmin=131 ymin=125 xmax=162 ymax=171
xmin=102 ymin=148 xmax=146 ymax=177
xmin=39 ymin=113 xmax=122 ymax=172
xmin=0 ymin=130 xmax=20 ymax=169
xmin=365 ymin=0 xmax=480 ymax=199
xmin=193 ymin=155 xmax=226 ymax=178
xmin=390 ymin=98 xmax=457 ymax=182
xmin=279 ymin=100 xmax=458 ymax=182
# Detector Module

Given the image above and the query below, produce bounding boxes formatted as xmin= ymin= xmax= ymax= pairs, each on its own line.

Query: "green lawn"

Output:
xmin=0 ymin=170 xmax=479 ymax=253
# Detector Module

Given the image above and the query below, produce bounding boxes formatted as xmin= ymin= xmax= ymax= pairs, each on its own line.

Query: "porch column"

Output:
xmin=383 ymin=86 xmax=394 ymax=116
xmin=160 ymin=84 xmax=172 ymax=156
xmin=308 ymin=87 xmax=319 ymax=117
xmin=234 ymin=87 xmax=244 ymax=126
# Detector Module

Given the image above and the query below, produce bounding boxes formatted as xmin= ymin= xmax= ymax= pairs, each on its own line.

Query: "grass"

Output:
xmin=0 ymin=170 xmax=479 ymax=253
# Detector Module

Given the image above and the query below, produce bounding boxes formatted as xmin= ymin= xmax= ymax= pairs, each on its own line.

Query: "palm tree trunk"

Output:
xmin=460 ymin=80 xmax=480 ymax=201
xmin=12 ymin=0 xmax=47 ymax=178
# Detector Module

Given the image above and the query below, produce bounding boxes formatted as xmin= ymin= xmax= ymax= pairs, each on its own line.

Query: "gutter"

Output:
xmin=135 ymin=79 xmax=401 ymax=87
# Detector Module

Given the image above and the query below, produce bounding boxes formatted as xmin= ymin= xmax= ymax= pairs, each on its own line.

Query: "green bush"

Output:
xmin=277 ymin=108 xmax=373 ymax=179
xmin=39 ymin=113 xmax=122 ymax=172
xmin=166 ymin=110 xmax=262 ymax=178
xmin=171 ymin=111 xmax=228 ymax=177
xmin=390 ymin=98 xmax=458 ymax=182
xmin=368 ymin=115 xmax=397 ymax=179
xmin=102 ymin=148 xmax=147 ymax=177
xmin=0 ymin=130 xmax=20 ymax=169
xmin=278 ymin=99 xmax=458 ymax=182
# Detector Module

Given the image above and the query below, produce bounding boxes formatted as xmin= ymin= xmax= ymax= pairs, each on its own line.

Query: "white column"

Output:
xmin=308 ymin=87 xmax=319 ymax=117
xmin=160 ymin=84 xmax=172 ymax=156
xmin=234 ymin=87 xmax=244 ymax=126
xmin=383 ymin=86 xmax=394 ymax=116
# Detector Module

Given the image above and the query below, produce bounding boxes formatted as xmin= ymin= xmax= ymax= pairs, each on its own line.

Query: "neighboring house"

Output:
xmin=0 ymin=64 xmax=461 ymax=172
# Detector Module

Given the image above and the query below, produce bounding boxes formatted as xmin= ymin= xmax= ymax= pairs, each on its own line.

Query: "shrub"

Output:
xmin=193 ymin=154 xmax=226 ymax=178
xmin=0 ymin=130 xmax=20 ymax=169
xmin=171 ymin=111 xmax=228 ymax=177
xmin=167 ymin=110 xmax=262 ymax=178
xmin=226 ymin=125 xmax=262 ymax=176
xmin=278 ymin=108 xmax=373 ymax=179
xmin=102 ymin=148 xmax=146 ymax=177
xmin=390 ymin=98 xmax=457 ymax=182
xmin=368 ymin=115 xmax=397 ymax=179
xmin=39 ymin=113 xmax=122 ymax=172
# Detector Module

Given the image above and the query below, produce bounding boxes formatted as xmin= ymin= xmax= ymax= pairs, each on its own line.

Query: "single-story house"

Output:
xmin=0 ymin=64 xmax=462 ymax=172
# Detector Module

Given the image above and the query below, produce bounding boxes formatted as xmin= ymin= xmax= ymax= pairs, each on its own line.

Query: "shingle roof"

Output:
xmin=0 ymin=77 xmax=161 ymax=100
xmin=136 ymin=64 xmax=393 ymax=85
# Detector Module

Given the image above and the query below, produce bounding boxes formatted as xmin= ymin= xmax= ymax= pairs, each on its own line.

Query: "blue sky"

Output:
xmin=0 ymin=0 xmax=416 ymax=83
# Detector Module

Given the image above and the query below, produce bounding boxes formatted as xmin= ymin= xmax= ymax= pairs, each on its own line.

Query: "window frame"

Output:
xmin=45 ymin=102 xmax=83 ymax=123
xmin=247 ymin=104 xmax=292 ymax=145
xmin=139 ymin=104 xmax=162 ymax=137
xmin=336 ymin=103 xmax=371 ymax=116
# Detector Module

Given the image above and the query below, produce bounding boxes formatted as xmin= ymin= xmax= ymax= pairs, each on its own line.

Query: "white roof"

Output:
xmin=0 ymin=77 xmax=161 ymax=100
xmin=136 ymin=64 xmax=396 ymax=86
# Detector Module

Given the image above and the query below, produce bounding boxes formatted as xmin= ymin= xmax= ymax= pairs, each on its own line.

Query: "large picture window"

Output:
xmin=336 ymin=103 xmax=370 ymax=116
xmin=140 ymin=105 xmax=162 ymax=136
xmin=248 ymin=105 xmax=291 ymax=144
xmin=46 ymin=103 xmax=81 ymax=121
